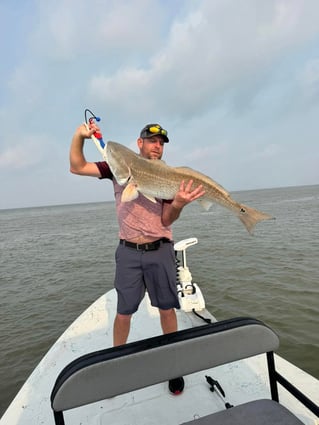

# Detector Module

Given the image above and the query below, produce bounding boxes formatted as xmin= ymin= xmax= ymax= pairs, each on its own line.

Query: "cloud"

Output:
xmin=298 ymin=57 xmax=319 ymax=105
xmin=29 ymin=0 xmax=168 ymax=61
xmin=82 ymin=0 xmax=319 ymax=130
xmin=1 ymin=0 xmax=319 ymax=208
xmin=0 ymin=134 xmax=56 ymax=169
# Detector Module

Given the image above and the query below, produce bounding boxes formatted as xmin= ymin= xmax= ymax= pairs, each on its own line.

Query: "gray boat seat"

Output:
xmin=51 ymin=318 xmax=278 ymax=411
xmin=51 ymin=317 xmax=318 ymax=425
xmin=181 ymin=399 xmax=304 ymax=425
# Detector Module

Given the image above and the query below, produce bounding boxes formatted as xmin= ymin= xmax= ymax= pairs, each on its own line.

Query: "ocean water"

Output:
xmin=0 ymin=185 xmax=318 ymax=416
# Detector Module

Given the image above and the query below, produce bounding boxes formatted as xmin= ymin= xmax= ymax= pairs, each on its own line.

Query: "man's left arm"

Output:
xmin=161 ymin=180 xmax=205 ymax=227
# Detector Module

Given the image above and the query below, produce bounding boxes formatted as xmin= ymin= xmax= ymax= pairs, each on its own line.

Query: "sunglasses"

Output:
xmin=148 ymin=125 xmax=168 ymax=136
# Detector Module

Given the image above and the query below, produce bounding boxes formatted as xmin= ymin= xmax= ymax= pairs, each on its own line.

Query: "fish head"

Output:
xmin=106 ymin=141 xmax=133 ymax=185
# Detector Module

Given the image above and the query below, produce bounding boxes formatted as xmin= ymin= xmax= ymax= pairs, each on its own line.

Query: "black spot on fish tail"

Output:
xmin=237 ymin=203 xmax=273 ymax=234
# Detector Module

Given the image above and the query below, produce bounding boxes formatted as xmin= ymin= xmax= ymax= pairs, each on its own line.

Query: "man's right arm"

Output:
xmin=69 ymin=124 xmax=102 ymax=177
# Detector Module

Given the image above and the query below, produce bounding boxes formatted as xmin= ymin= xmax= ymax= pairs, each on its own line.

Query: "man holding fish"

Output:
xmin=69 ymin=122 xmax=205 ymax=394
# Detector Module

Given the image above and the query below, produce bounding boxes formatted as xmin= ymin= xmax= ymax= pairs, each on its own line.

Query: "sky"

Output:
xmin=1 ymin=0 xmax=319 ymax=209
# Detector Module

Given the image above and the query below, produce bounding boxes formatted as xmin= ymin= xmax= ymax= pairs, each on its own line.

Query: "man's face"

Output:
xmin=137 ymin=136 xmax=165 ymax=160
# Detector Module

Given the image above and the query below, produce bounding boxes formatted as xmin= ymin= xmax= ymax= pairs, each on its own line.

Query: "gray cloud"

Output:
xmin=1 ymin=0 xmax=319 ymax=209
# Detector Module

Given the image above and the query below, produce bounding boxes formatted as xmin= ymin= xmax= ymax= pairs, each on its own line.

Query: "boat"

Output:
xmin=0 ymin=237 xmax=318 ymax=425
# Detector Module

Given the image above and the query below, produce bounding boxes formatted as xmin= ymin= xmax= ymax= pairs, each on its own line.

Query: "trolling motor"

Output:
xmin=174 ymin=238 xmax=205 ymax=312
xmin=84 ymin=109 xmax=107 ymax=160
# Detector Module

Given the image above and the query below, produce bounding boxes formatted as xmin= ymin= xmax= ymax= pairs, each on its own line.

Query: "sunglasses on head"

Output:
xmin=148 ymin=125 xmax=168 ymax=136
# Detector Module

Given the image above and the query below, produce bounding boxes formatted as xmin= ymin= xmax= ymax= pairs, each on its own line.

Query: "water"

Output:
xmin=0 ymin=185 xmax=318 ymax=416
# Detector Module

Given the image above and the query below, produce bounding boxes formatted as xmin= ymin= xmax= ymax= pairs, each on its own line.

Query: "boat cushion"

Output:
xmin=180 ymin=399 xmax=304 ymax=425
xmin=51 ymin=318 xmax=279 ymax=411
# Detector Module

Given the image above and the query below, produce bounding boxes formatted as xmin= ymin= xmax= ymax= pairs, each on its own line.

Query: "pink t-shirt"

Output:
xmin=95 ymin=162 xmax=173 ymax=241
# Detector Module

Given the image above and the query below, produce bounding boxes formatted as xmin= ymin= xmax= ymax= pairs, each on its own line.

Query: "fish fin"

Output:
xmin=141 ymin=193 xmax=158 ymax=203
xmin=197 ymin=198 xmax=213 ymax=211
xmin=117 ymin=176 xmax=130 ymax=185
xmin=237 ymin=204 xmax=275 ymax=235
xmin=121 ymin=183 xmax=139 ymax=202
xmin=111 ymin=164 xmax=131 ymax=186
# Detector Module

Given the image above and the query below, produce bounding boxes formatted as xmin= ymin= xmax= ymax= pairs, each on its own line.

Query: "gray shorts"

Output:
xmin=114 ymin=241 xmax=180 ymax=315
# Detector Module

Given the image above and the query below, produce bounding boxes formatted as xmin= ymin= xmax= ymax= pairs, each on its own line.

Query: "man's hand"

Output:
xmin=161 ymin=180 xmax=206 ymax=227
xmin=75 ymin=123 xmax=100 ymax=140
xmin=171 ymin=180 xmax=205 ymax=209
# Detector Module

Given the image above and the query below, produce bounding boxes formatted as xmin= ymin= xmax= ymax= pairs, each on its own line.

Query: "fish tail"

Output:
xmin=237 ymin=204 xmax=274 ymax=235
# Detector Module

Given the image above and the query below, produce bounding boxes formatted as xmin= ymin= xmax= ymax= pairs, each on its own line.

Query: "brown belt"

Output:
xmin=119 ymin=238 xmax=171 ymax=251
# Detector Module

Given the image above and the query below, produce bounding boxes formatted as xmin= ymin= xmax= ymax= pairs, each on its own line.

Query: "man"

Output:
xmin=69 ymin=122 xmax=205 ymax=394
